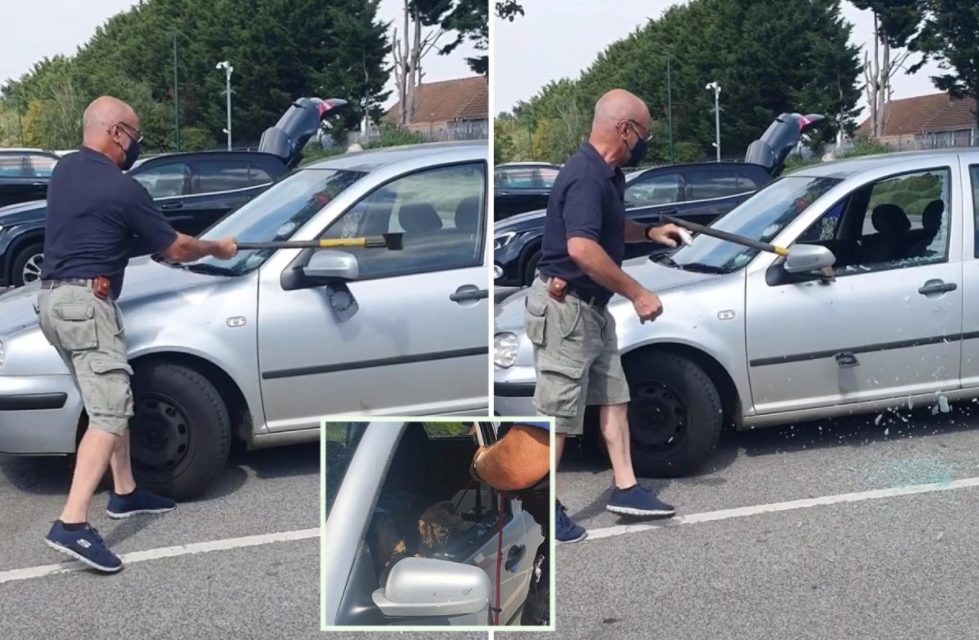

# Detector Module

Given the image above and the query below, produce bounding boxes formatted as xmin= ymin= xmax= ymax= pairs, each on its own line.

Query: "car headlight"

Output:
xmin=494 ymin=232 xmax=516 ymax=250
xmin=494 ymin=332 xmax=519 ymax=368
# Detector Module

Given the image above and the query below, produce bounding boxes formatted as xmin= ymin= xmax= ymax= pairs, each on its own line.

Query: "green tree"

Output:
xmin=909 ymin=0 xmax=979 ymax=140
xmin=495 ymin=1 xmax=523 ymax=21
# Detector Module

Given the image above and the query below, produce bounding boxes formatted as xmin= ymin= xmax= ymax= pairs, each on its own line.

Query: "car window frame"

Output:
xmin=306 ymin=159 xmax=488 ymax=282
xmin=191 ymin=157 xmax=275 ymax=196
xmin=0 ymin=152 xmax=32 ymax=179
xmin=130 ymin=160 xmax=193 ymax=199
xmin=683 ymin=166 xmax=742 ymax=201
xmin=624 ymin=169 xmax=686 ymax=208
xmin=791 ymin=165 xmax=955 ymax=278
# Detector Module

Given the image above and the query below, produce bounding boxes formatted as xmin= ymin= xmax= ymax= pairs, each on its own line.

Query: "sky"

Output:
xmin=493 ymin=0 xmax=945 ymax=120
xmin=0 ymin=0 xmax=480 ymax=108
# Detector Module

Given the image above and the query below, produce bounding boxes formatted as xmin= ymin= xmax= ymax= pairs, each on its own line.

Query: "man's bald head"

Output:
xmin=589 ymin=89 xmax=652 ymax=168
xmin=81 ymin=96 xmax=141 ymax=169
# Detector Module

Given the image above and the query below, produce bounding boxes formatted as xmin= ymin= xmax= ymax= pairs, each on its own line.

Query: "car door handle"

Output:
xmin=32 ymin=181 xmax=45 ymax=186
xmin=505 ymin=544 xmax=526 ymax=572
xmin=918 ymin=280 xmax=957 ymax=296
xmin=450 ymin=286 xmax=488 ymax=303
xmin=160 ymin=202 xmax=184 ymax=210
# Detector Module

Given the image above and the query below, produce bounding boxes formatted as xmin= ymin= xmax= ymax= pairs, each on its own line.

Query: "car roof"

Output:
xmin=306 ymin=140 xmax=487 ymax=172
xmin=0 ymin=147 xmax=57 ymax=154
xmin=790 ymin=148 xmax=979 ymax=179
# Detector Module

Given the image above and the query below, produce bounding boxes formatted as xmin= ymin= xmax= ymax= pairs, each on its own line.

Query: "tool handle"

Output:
xmin=236 ymin=233 xmax=401 ymax=251
xmin=661 ymin=215 xmax=789 ymax=257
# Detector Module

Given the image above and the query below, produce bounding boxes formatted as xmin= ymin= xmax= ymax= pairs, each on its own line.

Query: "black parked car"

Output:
xmin=494 ymin=162 xmax=562 ymax=220
xmin=0 ymin=149 xmax=60 ymax=208
xmin=0 ymin=97 xmax=347 ymax=288
xmin=493 ymin=113 xmax=823 ymax=287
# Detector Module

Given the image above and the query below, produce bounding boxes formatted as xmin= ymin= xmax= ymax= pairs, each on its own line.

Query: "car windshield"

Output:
xmin=166 ymin=167 xmax=365 ymax=275
xmin=325 ymin=423 xmax=368 ymax=514
xmin=664 ymin=175 xmax=842 ymax=273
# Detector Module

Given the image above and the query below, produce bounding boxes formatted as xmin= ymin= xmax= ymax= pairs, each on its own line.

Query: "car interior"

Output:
xmin=320 ymin=186 xmax=484 ymax=278
xmin=794 ymin=170 xmax=948 ymax=274
xmin=333 ymin=422 xmax=513 ymax=626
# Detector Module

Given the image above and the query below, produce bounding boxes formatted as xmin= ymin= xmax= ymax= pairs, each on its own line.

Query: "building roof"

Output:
xmin=857 ymin=92 xmax=977 ymax=137
xmin=384 ymin=76 xmax=488 ymax=125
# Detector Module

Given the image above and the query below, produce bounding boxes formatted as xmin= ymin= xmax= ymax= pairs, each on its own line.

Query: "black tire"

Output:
xmin=624 ymin=351 xmax=722 ymax=477
xmin=522 ymin=249 xmax=541 ymax=287
xmin=11 ymin=242 xmax=44 ymax=287
xmin=130 ymin=362 xmax=231 ymax=501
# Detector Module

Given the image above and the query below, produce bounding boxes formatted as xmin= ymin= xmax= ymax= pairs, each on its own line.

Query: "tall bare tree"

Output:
xmin=391 ymin=0 xmax=446 ymax=126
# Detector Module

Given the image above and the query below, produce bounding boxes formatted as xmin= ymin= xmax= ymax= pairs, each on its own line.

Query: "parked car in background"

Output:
xmin=496 ymin=147 xmax=977 ymax=477
xmin=493 ymin=113 xmax=823 ymax=287
xmin=324 ymin=421 xmax=545 ymax=627
xmin=0 ymin=140 xmax=489 ymax=500
xmin=494 ymin=162 xmax=561 ymax=220
xmin=0 ymin=96 xmax=347 ymax=288
xmin=0 ymin=148 xmax=60 ymax=208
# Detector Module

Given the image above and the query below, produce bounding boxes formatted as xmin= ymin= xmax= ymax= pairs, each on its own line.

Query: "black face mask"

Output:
xmin=120 ymin=136 xmax=141 ymax=171
xmin=626 ymin=136 xmax=648 ymax=167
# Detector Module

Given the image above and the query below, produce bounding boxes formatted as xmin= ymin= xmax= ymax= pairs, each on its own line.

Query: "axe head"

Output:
xmin=383 ymin=232 xmax=404 ymax=251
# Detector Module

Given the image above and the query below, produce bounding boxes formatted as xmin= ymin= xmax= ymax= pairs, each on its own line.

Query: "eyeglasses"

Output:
xmin=113 ymin=121 xmax=144 ymax=144
xmin=626 ymin=119 xmax=653 ymax=142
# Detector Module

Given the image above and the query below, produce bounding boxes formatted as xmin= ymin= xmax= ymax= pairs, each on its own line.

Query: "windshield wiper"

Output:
xmin=183 ymin=263 xmax=239 ymax=277
xmin=675 ymin=262 xmax=728 ymax=274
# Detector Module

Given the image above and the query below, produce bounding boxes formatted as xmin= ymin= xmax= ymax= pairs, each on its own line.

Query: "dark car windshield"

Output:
xmin=664 ymin=175 xmax=842 ymax=273
xmin=174 ymin=167 xmax=365 ymax=275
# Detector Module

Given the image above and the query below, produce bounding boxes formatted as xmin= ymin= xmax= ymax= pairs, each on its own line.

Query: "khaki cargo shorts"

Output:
xmin=37 ymin=284 xmax=134 ymax=435
xmin=524 ymin=279 xmax=630 ymax=435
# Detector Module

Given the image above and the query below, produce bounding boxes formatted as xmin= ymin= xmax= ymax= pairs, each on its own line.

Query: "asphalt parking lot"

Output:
xmin=0 ymin=443 xmax=325 ymax=639
xmin=499 ymin=404 xmax=979 ymax=640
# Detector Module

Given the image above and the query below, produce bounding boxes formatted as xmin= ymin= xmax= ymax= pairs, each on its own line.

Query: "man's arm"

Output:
xmin=624 ymin=218 xmax=684 ymax=246
xmin=162 ymin=233 xmax=237 ymax=262
xmin=470 ymin=425 xmax=549 ymax=491
xmin=567 ymin=237 xmax=646 ymax=300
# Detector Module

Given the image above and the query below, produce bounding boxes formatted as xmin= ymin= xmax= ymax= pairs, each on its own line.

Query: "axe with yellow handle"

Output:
xmin=236 ymin=232 xmax=403 ymax=251
xmin=661 ymin=215 xmax=790 ymax=257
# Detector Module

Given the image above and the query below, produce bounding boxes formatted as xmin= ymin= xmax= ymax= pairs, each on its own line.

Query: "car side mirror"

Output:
xmin=302 ymin=250 xmax=359 ymax=282
xmin=371 ymin=557 xmax=491 ymax=624
xmin=784 ymin=244 xmax=836 ymax=274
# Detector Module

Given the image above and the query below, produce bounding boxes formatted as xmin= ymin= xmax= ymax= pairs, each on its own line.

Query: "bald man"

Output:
xmin=38 ymin=96 xmax=237 ymax=573
xmin=527 ymin=89 xmax=682 ymax=543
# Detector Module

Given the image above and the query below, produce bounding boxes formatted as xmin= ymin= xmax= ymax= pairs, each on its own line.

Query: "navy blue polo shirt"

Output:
xmin=42 ymin=147 xmax=177 ymax=299
xmin=537 ymin=142 xmax=626 ymax=304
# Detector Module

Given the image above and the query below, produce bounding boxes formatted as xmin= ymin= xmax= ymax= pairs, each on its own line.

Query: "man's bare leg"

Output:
xmin=599 ymin=403 xmax=638 ymax=490
xmin=60 ymin=429 xmax=117 ymax=523
xmin=109 ymin=429 xmax=137 ymax=496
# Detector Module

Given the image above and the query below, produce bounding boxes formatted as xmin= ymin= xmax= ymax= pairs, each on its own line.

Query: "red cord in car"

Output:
xmin=493 ymin=491 xmax=505 ymax=625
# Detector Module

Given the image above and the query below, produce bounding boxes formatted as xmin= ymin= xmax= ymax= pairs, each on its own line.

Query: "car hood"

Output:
xmin=0 ymin=257 xmax=232 ymax=338
xmin=494 ymin=255 xmax=719 ymax=332
xmin=495 ymin=207 xmax=547 ymax=233
xmin=0 ymin=200 xmax=47 ymax=224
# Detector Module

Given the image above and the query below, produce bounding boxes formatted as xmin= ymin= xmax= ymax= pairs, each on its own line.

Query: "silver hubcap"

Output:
xmin=23 ymin=253 xmax=43 ymax=284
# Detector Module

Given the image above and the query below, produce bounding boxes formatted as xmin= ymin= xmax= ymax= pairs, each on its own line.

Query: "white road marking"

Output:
xmin=0 ymin=527 xmax=320 ymax=586
xmin=586 ymin=476 xmax=979 ymax=541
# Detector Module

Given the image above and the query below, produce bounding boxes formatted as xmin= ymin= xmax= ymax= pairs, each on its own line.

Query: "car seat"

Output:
xmin=907 ymin=199 xmax=944 ymax=257
xmin=861 ymin=203 xmax=911 ymax=264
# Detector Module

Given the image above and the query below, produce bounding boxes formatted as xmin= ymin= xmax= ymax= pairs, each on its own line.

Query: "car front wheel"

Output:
xmin=625 ymin=351 xmax=723 ymax=477
xmin=130 ymin=362 xmax=231 ymax=501
xmin=12 ymin=242 xmax=44 ymax=287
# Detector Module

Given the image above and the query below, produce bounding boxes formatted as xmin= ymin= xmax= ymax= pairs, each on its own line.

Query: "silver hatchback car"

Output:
xmin=0 ymin=142 xmax=489 ymax=499
xmin=323 ymin=421 xmax=546 ymax=628
xmin=496 ymin=149 xmax=979 ymax=476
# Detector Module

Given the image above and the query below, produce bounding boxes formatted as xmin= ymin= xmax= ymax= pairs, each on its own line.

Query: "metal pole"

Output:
xmin=173 ymin=28 xmax=180 ymax=151
xmin=714 ymin=86 xmax=721 ymax=161
xmin=666 ymin=55 xmax=674 ymax=163
xmin=225 ymin=65 xmax=232 ymax=150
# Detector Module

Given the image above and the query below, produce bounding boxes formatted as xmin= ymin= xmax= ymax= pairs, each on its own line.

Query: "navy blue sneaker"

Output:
xmin=106 ymin=488 xmax=176 ymax=519
xmin=606 ymin=485 xmax=676 ymax=518
xmin=555 ymin=501 xmax=587 ymax=543
xmin=45 ymin=521 xmax=122 ymax=573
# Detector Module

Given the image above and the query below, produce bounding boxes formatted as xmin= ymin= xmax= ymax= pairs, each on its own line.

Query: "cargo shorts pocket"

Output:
xmin=52 ymin=303 xmax=98 ymax=351
xmin=534 ymin=353 xmax=586 ymax=418
xmin=524 ymin=294 xmax=548 ymax=347
xmin=85 ymin=358 xmax=135 ymax=419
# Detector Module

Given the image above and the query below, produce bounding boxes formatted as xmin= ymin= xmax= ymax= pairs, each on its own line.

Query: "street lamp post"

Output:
xmin=706 ymin=81 xmax=721 ymax=161
xmin=666 ymin=55 xmax=674 ymax=163
xmin=172 ymin=28 xmax=180 ymax=151
xmin=216 ymin=60 xmax=234 ymax=150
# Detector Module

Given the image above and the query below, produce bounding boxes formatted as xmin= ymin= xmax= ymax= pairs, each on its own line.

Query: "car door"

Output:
xmin=0 ymin=153 xmax=40 ymax=207
xmin=188 ymin=158 xmax=275 ymax=231
xmin=746 ymin=165 xmax=962 ymax=415
xmin=959 ymin=161 xmax=979 ymax=389
xmin=257 ymin=161 xmax=489 ymax=426
xmin=683 ymin=166 xmax=743 ymax=223
xmin=25 ymin=153 xmax=56 ymax=200
xmin=622 ymin=169 xmax=686 ymax=259
xmin=129 ymin=160 xmax=197 ymax=234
